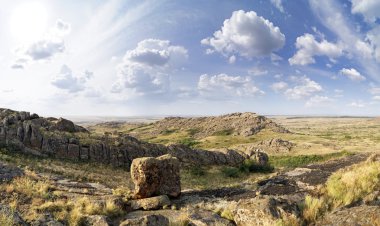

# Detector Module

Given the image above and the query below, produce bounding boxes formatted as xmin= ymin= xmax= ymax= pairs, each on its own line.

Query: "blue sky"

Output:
xmin=1 ymin=0 xmax=380 ymax=116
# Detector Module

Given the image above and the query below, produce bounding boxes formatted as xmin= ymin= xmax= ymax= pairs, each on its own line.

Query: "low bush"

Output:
xmin=239 ymin=159 xmax=274 ymax=173
xmin=212 ymin=129 xmax=234 ymax=136
xmin=221 ymin=167 xmax=240 ymax=178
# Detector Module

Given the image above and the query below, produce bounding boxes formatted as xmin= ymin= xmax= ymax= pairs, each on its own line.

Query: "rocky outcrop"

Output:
xmin=233 ymin=196 xmax=300 ymax=226
xmin=130 ymin=112 xmax=289 ymax=139
xmin=0 ymin=108 xmax=250 ymax=167
xmin=131 ymin=155 xmax=181 ymax=199
xmin=315 ymin=205 xmax=380 ymax=226
xmin=238 ymin=138 xmax=294 ymax=154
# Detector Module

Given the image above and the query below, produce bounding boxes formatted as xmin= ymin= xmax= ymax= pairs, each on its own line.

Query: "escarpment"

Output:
xmin=0 ymin=108 xmax=249 ymax=167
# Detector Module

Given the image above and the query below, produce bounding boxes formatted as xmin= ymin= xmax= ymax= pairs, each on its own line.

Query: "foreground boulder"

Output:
xmin=131 ymin=154 xmax=181 ymax=199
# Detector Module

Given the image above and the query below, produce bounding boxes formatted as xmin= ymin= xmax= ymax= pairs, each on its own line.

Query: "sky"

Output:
xmin=1 ymin=0 xmax=380 ymax=116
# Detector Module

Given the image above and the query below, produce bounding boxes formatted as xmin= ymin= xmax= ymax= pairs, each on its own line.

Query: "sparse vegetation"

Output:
xmin=0 ymin=212 xmax=14 ymax=226
xmin=270 ymin=151 xmax=353 ymax=168
xmin=326 ymin=160 xmax=380 ymax=207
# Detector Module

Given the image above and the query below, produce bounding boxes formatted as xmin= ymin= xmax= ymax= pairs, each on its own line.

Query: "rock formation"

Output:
xmin=131 ymin=155 xmax=181 ymax=199
xmin=0 ymin=108 xmax=251 ymax=167
xmin=129 ymin=112 xmax=290 ymax=139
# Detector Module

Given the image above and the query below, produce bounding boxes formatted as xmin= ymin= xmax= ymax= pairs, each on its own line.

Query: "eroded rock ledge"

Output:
xmin=0 ymin=108 xmax=249 ymax=167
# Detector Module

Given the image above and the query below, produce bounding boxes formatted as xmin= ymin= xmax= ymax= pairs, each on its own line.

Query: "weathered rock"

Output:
xmin=129 ymin=195 xmax=171 ymax=210
xmin=119 ymin=214 xmax=169 ymax=226
xmin=233 ymin=196 xmax=301 ymax=226
xmin=315 ymin=205 xmax=380 ymax=226
xmin=247 ymin=149 xmax=269 ymax=166
xmin=84 ymin=215 xmax=110 ymax=226
xmin=0 ymin=162 xmax=23 ymax=182
xmin=187 ymin=208 xmax=235 ymax=226
xmin=30 ymin=214 xmax=64 ymax=226
xmin=0 ymin=108 xmax=252 ymax=168
xmin=131 ymin=155 xmax=181 ymax=199
xmin=256 ymin=138 xmax=294 ymax=154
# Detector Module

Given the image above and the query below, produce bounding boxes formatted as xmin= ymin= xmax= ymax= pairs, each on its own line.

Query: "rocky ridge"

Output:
xmin=0 ymin=108 xmax=252 ymax=167
xmin=133 ymin=112 xmax=289 ymax=138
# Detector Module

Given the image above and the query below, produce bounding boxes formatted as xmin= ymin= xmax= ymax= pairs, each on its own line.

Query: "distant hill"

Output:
xmin=129 ymin=112 xmax=289 ymax=139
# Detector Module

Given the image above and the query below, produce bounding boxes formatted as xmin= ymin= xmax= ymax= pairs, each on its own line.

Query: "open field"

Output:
xmin=87 ymin=116 xmax=380 ymax=156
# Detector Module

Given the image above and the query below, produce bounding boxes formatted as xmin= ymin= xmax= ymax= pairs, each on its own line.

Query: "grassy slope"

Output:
xmin=88 ymin=117 xmax=380 ymax=155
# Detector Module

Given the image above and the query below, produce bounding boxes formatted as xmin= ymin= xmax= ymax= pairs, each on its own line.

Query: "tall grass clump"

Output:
xmin=326 ymin=161 xmax=380 ymax=207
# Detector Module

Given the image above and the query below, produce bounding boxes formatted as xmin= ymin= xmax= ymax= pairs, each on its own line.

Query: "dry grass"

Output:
xmin=0 ymin=212 xmax=14 ymax=226
xmin=326 ymin=160 xmax=380 ymax=207
xmin=302 ymin=195 xmax=327 ymax=223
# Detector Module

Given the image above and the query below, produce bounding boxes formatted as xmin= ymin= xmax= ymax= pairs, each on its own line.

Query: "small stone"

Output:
xmin=129 ymin=195 xmax=171 ymax=210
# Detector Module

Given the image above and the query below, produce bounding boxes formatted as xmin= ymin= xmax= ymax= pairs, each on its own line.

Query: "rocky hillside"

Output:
xmin=138 ymin=112 xmax=289 ymax=138
xmin=0 ymin=108 xmax=250 ymax=167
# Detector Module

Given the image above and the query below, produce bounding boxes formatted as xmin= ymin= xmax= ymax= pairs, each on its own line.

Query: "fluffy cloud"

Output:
xmin=201 ymin=10 xmax=285 ymax=60
xmin=12 ymin=20 xmax=71 ymax=69
xmin=351 ymin=0 xmax=380 ymax=23
xmin=348 ymin=101 xmax=366 ymax=108
xmin=339 ymin=68 xmax=366 ymax=81
xmin=124 ymin=39 xmax=188 ymax=67
xmin=284 ymin=76 xmax=323 ymax=99
xmin=271 ymin=81 xmax=288 ymax=92
xmin=198 ymin=73 xmax=264 ymax=99
xmin=372 ymin=96 xmax=380 ymax=101
xmin=270 ymin=0 xmax=285 ymax=13
xmin=305 ymin=95 xmax=334 ymax=107
xmin=248 ymin=66 xmax=268 ymax=76
xmin=113 ymin=39 xmax=188 ymax=96
xmin=289 ymin=33 xmax=343 ymax=65
xmin=51 ymin=65 xmax=93 ymax=93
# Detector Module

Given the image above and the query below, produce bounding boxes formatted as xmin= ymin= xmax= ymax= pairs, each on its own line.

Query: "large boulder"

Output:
xmin=233 ymin=196 xmax=301 ymax=226
xmin=131 ymin=154 xmax=181 ymax=199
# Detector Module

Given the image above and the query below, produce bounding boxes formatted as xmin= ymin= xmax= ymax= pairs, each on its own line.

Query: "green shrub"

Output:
xmin=187 ymin=128 xmax=201 ymax=136
xmin=270 ymin=151 xmax=353 ymax=168
xmin=221 ymin=167 xmax=240 ymax=178
xmin=239 ymin=159 xmax=274 ymax=173
xmin=189 ymin=166 xmax=206 ymax=176
xmin=179 ymin=138 xmax=200 ymax=148
xmin=160 ymin=129 xmax=177 ymax=135
xmin=212 ymin=129 xmax=234 ymax=136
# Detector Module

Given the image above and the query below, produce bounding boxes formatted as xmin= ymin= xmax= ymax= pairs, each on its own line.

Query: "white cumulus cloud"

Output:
xmin=113 ymin=39 xmax=188 ymax=96
xmin=51 ymin=65 xmax=93 ymax=93
xmin=198 ymin=73 xmax=264 ymax=99
xmin=305 ymin=95 xmax=334 ymax=107
xmin=271 ymin=81 xmax=288 ymax=92
xmin=201 ymin=10 xmax=285 ymax=60
xmin=284 ymin=76 xmax=323 ymax=99
xmin=289 ymin=33 xmax=343 ymax=65
xmin=340 ymin=68 xmax=366 ymax=81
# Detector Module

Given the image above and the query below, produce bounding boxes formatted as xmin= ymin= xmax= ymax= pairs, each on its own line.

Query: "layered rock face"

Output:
xmin=0 ymin=108 xmax=249 ymax=167
xmin=131 ymin=155 xmax=181 ymax=199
